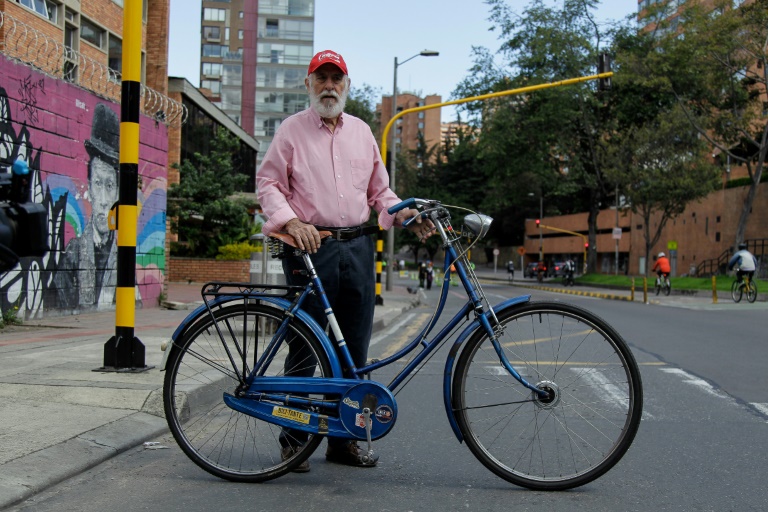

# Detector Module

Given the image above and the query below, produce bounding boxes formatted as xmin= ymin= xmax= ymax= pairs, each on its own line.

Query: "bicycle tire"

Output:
xmin=655 ymin=282 xmax=661 ymax=296
xmin=452 ymin=301 xmax=643 ymax=491
xmin=163 ymin=303 xmax=333 ymax=482
xmin=747 ymin=280 xmax=758 ymax=303
xmin=731 ymin=281 xmax=743 ymax=303
xmin=664 ymin=279 xmax=671 ymax=296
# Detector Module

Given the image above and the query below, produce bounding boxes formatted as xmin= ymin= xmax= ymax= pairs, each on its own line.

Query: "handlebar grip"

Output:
xmin=387 ymin=198 xmax=415 ymax=215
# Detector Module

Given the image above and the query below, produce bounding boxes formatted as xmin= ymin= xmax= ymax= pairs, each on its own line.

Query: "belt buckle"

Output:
xmin=334 ymin=230 xmax=343 ymax=241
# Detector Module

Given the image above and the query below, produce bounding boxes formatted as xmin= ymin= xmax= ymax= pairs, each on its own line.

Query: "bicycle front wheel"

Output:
xmin=453 ymin=301 xmax=643 ymax=491
xmin=163 ymin=303 xmax=332 ymax=482
xmin=747 ymin=280 xmax=758 ymax=303
xmin=731 ymin=281 xmax=743 ymax=303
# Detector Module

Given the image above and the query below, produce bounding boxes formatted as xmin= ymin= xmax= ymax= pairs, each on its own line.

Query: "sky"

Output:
xmin=168 ymin=0 xmax=637 ymax=123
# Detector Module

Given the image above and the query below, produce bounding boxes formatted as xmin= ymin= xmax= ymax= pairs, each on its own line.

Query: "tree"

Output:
xmin=453 ymin=0 xmax=630 ymax=272
xmin=344 ymin=82 xmax=380 ymax=134
xmin=167 ymin=130 xmax=252 ymax=258
xmin=605 ymin=105 xmax=720 ymax=276
xmin=652 ymin=0 xmax=768 ymax=250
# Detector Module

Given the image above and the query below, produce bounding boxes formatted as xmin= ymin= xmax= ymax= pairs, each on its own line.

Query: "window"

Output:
xmin=238 ymin=30 xmax=244 ymax=40
xmin=239 ymin=11 xmax=244 ymax=18
xmin=201 ymin=80 xmax=221 ymax=94
xmin=80 ymin=18 xmax=105 ymax=49
xmin=202 ymin=44 xmax=223 ymax=57
xmin=202 ymin=62 xmax=222 ymax=76
xmin=203 ymin=8 xmax=227 ymax=21
xmin=203 ymin=26 xmax=221 ymax=40
xmin=225 ymin=27 xmax=230 ymax=41
xmin=18 ymin=0 xmax=59 ymax=23
xmin=266 ymin=19 xmax=279 ymax=37
xmin=108 ymin=35 xmax=122 ymax=74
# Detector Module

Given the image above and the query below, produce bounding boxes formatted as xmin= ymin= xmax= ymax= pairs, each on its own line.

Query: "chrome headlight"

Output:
xmin=463 ymin=214 xmax=493 ymax=239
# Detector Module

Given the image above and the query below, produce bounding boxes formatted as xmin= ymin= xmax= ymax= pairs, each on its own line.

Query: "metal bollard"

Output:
xmin=712 ymin=275 xmax=718 ymax=304
xmin=631 ymin=277 xmax=635 ymax=302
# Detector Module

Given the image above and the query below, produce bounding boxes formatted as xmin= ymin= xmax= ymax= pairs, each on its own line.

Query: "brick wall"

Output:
xmin=168 ymin=258 xmax=251 ymax=283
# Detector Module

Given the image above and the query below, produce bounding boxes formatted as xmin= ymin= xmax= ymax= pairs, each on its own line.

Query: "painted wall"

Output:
xmin=0 ymin=55 xmax=168 ymax=319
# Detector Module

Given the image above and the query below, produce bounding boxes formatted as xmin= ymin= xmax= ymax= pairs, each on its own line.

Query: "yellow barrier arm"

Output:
xmin=380 ymin=72 xmax=613 ymax=166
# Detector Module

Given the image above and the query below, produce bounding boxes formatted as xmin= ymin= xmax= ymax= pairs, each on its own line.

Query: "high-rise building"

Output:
xmin=200 ymin=0 xmax=314 ymax=167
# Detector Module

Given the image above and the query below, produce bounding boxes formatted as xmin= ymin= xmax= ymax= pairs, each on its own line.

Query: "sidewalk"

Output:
xmin=0 ymin=281 xmax=420 ymax=510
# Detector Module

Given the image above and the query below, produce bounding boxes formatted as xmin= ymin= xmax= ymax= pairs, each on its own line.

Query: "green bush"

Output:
xmin=216 ymin=241 xmax=260 ymax=260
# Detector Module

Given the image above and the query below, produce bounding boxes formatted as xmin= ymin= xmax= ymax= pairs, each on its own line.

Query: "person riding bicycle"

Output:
xmin=564 ymin=258 xmax=575 ymax=282
xmin=727 ymin=242 xmax=757 ymax=284
xmin=652 ymin=252 xmax=671 ymax=282
xmin=256 ymin=49 xmax=432 ymax=471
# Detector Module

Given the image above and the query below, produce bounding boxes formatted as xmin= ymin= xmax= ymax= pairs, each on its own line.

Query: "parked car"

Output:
xmin=525 ymin=262 xmax=538 ymax=278
xmin=552 ymin=261 xmax=568 ymax=277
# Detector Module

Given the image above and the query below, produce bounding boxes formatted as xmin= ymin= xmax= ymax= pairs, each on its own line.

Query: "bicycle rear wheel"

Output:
xmin=731 ymin=281 xmax=743 ymax=303
xmin=747 ymin=280 xmax=758 ymax=303
xmin=655 ymin=280 xmax=661 ymax=296
xmin=664 ymin=279 xmax=671 ymax=296
xmin=453 ymin=301 xmax=643 ymax=491
xmin=163 ymin=303 xmax=332 ymax=482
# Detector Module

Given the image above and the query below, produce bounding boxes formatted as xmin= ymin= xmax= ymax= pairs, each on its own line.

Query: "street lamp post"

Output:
xmin=538 ymin=193 xmax=543 ymax=262
xmin=385 ymin=49 xmax=439 ymax=291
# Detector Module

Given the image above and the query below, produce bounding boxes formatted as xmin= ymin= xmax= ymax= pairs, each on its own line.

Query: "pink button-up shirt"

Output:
xmin=256 ymin=108 xmax=401 ymax=236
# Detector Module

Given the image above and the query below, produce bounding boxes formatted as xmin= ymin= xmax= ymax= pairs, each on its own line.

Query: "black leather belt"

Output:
xmin=314 ymin=224 xmax=380 ymax=241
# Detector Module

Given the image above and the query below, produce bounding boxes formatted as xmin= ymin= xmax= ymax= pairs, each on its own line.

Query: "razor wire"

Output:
xmin=0 ymin=10 xmax=187 ymax=126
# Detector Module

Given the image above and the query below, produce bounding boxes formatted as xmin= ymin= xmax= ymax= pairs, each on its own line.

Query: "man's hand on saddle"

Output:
xmin=284 ymin=218 xmax=322 ymax=254
xmin=397 ymin=208 xmax=435 ymax=241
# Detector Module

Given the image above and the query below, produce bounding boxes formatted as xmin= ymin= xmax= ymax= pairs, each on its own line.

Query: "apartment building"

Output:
xmin=377 ymin=93 xmax=442 ymax=158
xmin=199 ymin=0 xmax=314 ymax=165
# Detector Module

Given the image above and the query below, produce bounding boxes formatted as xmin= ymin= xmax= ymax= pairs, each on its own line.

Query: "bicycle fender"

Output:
xmin=442 ymin=295 xmax=531 ymax=442
xmin=164 ymin=296 xmax=343 ymax=377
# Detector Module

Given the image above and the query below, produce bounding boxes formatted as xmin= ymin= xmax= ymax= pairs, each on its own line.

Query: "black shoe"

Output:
xmin=325 ymin=441 xmax=379 ymax=467
xmin=281 ymin=445 xmax=310 ymax=473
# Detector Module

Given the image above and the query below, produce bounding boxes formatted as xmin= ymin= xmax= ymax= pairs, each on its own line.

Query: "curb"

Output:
xmin=0 ymin=412 xmax=168 ymax=511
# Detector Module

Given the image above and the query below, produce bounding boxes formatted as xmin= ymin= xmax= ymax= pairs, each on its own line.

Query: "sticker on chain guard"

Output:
xmin=338 ymin=381 xmax=397 ymax=440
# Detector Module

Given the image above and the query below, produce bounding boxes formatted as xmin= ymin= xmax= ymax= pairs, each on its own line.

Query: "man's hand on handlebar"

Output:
xmin=284 ymin=218 xmax=321 ymax=254
xmin=397 ymin=208 xmax=435 ymax=241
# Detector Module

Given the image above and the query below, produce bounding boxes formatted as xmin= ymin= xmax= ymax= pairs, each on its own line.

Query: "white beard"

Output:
xmin=309 ymin=84 xmax=348 ymax=119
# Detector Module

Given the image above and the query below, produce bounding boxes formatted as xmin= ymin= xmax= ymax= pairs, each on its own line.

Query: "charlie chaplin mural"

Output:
xmin=53 ymin=103 xmax=120 ymax=309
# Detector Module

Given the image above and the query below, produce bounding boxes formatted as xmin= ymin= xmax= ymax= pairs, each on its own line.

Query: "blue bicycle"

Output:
xmin=162 ymin=198 xmax=643 ymax=490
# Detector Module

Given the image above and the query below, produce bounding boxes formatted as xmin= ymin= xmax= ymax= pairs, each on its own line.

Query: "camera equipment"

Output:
xmin=0 ymin=159 xmax=48 ymax=272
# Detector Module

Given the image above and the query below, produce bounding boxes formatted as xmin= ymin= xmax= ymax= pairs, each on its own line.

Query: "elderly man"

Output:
xmin=257 ymin=49 xmax=431 ymax=471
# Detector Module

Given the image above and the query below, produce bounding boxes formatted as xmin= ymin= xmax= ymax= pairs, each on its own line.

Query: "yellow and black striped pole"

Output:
xmin=101 ymin=0 xmax=148 ymax=371
xmin=375 ymin=228 xmax=384 ymax=305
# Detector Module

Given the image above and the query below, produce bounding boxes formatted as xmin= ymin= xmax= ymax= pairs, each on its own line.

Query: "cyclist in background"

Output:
xmin=652 ymin=252 xmax=671 ymax=282
xmin=564 ymin=258 xmax=576 ymax=283
xmin=728 ymin=242 xmax=757 ymax=283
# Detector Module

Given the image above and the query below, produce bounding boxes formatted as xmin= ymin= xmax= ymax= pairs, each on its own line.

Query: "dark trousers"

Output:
xmin=279 ymin=235 xmax=375 ymax=447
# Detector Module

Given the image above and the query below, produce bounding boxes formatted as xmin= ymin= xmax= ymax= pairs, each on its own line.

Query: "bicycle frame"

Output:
xmin=168 ymin=200 xmax=548 ymax=442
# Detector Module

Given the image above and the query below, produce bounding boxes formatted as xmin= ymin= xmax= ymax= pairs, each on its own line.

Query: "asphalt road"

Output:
xmin=6 ymin=280 xmax=768 ymax=512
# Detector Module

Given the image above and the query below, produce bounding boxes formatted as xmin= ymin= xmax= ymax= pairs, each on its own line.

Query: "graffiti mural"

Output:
xmin=0 ymin=56 xmax=168 ymax=319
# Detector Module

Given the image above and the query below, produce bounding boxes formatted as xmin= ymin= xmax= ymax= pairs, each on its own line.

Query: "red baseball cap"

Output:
xmin=307 ymin=50 xmax=348 ymax=76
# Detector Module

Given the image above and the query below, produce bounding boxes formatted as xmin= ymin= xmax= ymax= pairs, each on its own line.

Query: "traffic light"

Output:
xmin=584 ymin=242 xmax=589 ymax=249
xmin=535 ymin=219 xmax=540 ymax=226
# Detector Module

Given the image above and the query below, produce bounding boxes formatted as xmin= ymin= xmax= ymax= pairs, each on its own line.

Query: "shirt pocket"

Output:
xmin=349 ymin=159 xmax=372 ymax=191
